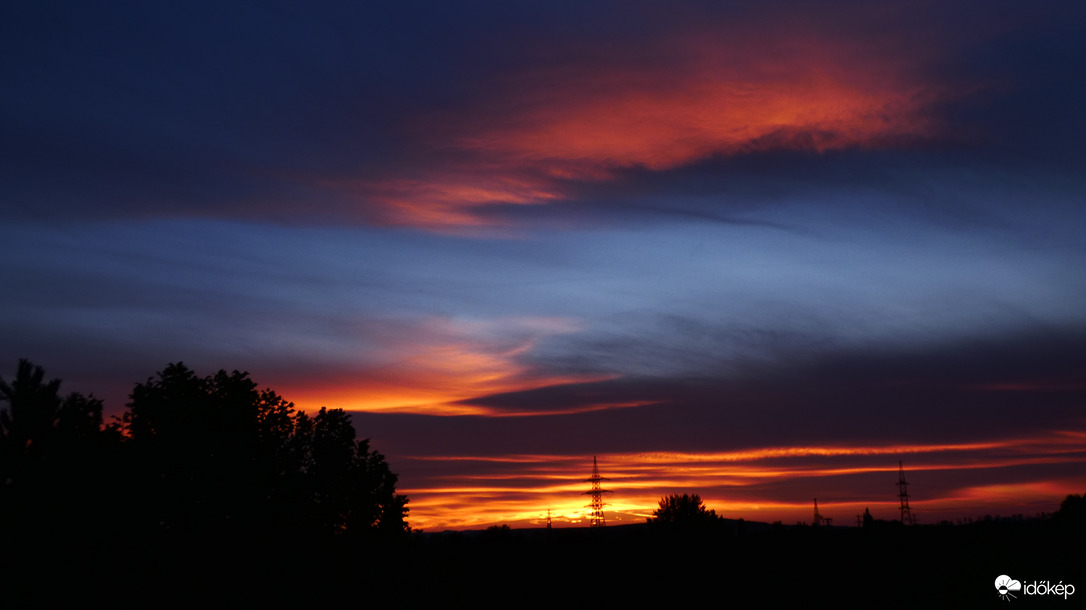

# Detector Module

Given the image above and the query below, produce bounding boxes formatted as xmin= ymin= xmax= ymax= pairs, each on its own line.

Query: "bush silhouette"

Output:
xmin=649 ymin=493 xmax=721 ymax=527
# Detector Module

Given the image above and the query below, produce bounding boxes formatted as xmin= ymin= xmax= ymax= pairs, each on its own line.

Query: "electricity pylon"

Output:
xmin=584 ymin=456 xmax=612 ymax=527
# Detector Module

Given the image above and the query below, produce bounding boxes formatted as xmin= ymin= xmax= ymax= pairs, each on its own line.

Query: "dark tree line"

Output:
xmin=0 ymin=359 xmax=408 ymax=548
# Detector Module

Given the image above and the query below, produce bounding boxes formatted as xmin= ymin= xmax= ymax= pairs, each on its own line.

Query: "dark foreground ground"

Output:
xmin=7 ymin=518 xmax=1083 ymax=608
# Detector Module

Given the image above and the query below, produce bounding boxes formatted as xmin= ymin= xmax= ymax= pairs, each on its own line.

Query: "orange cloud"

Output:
xmin=459 ymin=49 xmax=934 ymax=170
xmin=344 ymin=172 xmax=564 ymax=231
xmin=349 ymin=26 xmax=949 ymax=230
xmin=284 ymin=316 xmax=615 ymax=415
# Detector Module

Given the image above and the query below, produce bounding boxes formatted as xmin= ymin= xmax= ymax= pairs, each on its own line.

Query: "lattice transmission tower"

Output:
xmin=897 ymin=461 xmax=916 ymax=525
xmin=813 ymin=498 xmax=832 ymax=526
xmin=583 ymin=456 xmax=612 ymax=527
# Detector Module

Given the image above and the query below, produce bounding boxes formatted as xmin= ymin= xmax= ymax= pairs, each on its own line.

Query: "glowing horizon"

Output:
xmin=394 ymin=431 xmax=1086 ymax=531
xmin=4 ymin=1 xmax=1084 ymax=544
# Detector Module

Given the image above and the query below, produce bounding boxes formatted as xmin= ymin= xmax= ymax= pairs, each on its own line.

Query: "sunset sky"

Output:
xmin=3 ymin=0 xmax=1085 ymax=530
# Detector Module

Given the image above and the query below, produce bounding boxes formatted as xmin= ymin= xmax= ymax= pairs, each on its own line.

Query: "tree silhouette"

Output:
xmin=1054 ymin=492 xmax=1086 ymax=533
xmin=120 ymin=362 xmax=409 ymax=538
xmin=648 ymin=493 xmax=721 ymax=527
xmin=1 ymin=359 xmax=67 ymax=456
xmin=0 ymin=359 xmax=110 ymax=539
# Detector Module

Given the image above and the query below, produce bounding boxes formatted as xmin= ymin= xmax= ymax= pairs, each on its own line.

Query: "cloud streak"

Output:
xmin=356 ymin=14 xmax=954 ymax=229
xmin=395 ymin=431 xmax=1086 ymax=530
xmin=2 ymin=1 xmax=1085 ymax=532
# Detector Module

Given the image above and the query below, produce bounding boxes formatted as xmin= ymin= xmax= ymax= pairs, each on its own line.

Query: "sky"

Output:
xmin=2 ymin=0 xmax=1085 ymax=530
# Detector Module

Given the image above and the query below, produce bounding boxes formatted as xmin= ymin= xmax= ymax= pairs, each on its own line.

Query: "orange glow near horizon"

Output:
xmin=398 ymin=431 xmax=1086 ymax=531
xmin=341 ymin=29 xmax=951 ymax=230
xmin=282 ymin=315 xmax=628 ymax=415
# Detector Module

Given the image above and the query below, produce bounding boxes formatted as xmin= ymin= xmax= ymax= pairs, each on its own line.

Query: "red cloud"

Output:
xmin=351 ymin=24 xmax=949 ymax=230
